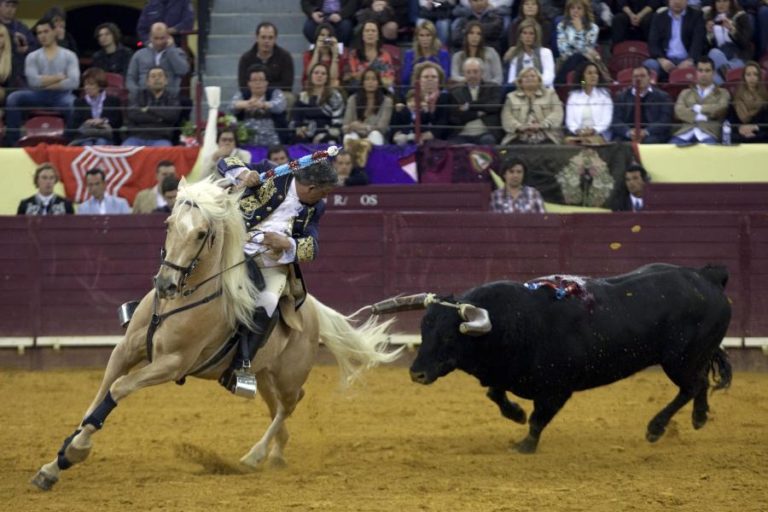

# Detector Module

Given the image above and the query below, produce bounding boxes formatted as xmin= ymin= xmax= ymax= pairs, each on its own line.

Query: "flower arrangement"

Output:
xmin=179 ymin=112 xmax=252 ymax=147
xmin=556 ymin=149 xmax=614 ymax=207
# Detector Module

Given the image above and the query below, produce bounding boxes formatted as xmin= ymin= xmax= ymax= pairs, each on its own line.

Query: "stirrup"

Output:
xmin=230 ymin=368 xmax=257 ymax=399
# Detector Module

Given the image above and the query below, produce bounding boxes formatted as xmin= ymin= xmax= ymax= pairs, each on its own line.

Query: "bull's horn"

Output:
xmin=370 ymin=293 xmax=434 ymax=315
xmin=458 ymin=304 xmax=492 ymax=336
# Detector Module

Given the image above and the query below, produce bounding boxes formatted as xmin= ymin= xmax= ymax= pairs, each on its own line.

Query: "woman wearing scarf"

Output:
xmin=505 ymin=19 xmax=555 ymax=89
xmin=727 ymin=61 xmax=768 ymax=143
xmin=72 ymin=67 xmax=123 ymax=145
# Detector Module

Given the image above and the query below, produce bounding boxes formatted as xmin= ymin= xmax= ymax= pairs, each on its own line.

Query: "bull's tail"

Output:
xmin=709 ymin=347 xmax=732 ymax=392
xmin=699 ymin=265 xmax=729 ymax=289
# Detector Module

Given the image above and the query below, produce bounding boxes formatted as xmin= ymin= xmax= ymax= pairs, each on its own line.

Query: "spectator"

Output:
xmin=490 ymin=157 xmax=546 ymax=213
xmin=501 ymin=66 xmax=564 ymax=144
xmin=291 ymin=63 xmax=345 ymax=144
xmin=390 ymin=88 xmax=419 ymax=144
xmin=402 ymin=20 xmax=451 ymax=85
xmin=451 ymin=0 xmax=505 ymax=52
xmin=230 ymin=64 xmax=288 ymax=146
xmin=72 ymin=67 xmax=123 ymax=146
xmin=451 ymin=20 xmax=504 ymax=84
xmin=92 ymin=23 xmax=133 ymax=77
xmin=504 ymin=19 xmax=556 ymax=89
xmin=17 ymin=162 xmax=74 ymax=215
xmin=705 ymin=0 xmax=752 ymax=85
xmin=201 ymin=128 xmax=252 ymax=179
xmin=42 ymin=6 xmax=77 ymax=54
xmin=448 ymin=57 xmax=503 ymax=144
xmin=133 ymin=159 xmax=177 ymax=213
xmin=356 ymin=0 xmax=400 ymax=42
xmin=237 ymin=22 xmax=294 ymax=96
xmin=611 ymin=0 xmax=659 ymax=45
xmin=333 ymin=148 xmax=369 ymax=185
xmin=644 ymin=0 xmax=705 ymax=82
xmin=344 ymin=21 xmax=396 ymax=90
xmin=610 ymin=163 xmax=648 ymax=212
xmin=249 ymin=143 xmax=289 ymax=173
xmin=0 ymin=23 xmax=24 ymax=106
xmin=301 ymin=0 xmax=356 ymax=46
xmin=123 ymin=66 xmax=181 ymax=146
xmin=727 ymin=61 xmax=768 ymax=143
xmin=126 ymin=22 xmax=190 ymax=101
xmin=302 ymin=23 xmax=346 ymax=88
xmin=76 ymin=168 xmax=131 ymax=215
xmin=565 ymin=60 xmax=613 ymax=141
xmin=137 ymin=0 xmax=195 ymax=44
xmin=343 ymin=67 xmax=394 ymax=145
xmin=612 ymin=64 xmax=674 ymax=143
xmin=153 ymin=175 xmax=179 ymax=214
xmin=670 ymin=57 xmax=730 ymax=144
xmin=507 ymin=0 xmax=552 ymax=50
xmin=406 ymin=61 xmax=452 ymax=141
xmin=416 ymin=0 xmax=457 ymax=46
xmin=0 ymin=0 xmax=37 ymax=61
xmin=554 ymin=0 xmax=606 ymax=86
xmin=4 ymin=18 xmax=79 ymax=147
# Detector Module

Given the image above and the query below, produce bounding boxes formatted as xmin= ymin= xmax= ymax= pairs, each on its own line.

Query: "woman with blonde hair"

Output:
xmin=401 ymin=20 xmax=451 ymax=85
xmin=727 ymin=61 xmax=768 ymax=143
xmin=501 ymin=66 xmax=563 ymax=144
xmin=505 ymin=19 xmax=555 ymax=89
xmin=554 ymin=0 xmax=605 ymax=86
xmin=0 ymin=23 xmax=22 ymax=106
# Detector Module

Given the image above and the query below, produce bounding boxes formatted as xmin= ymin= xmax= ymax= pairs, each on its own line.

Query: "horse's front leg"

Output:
xmin=240 ymin=371 xmax=286 ymax=468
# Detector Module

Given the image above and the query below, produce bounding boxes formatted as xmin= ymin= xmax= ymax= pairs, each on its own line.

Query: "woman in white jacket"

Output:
xmin=565 ymin=60 xmax=613 ymax=141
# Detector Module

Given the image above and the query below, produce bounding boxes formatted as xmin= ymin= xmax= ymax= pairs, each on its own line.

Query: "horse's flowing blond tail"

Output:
xmin=308 ymin=295 xmax=403 ymax=385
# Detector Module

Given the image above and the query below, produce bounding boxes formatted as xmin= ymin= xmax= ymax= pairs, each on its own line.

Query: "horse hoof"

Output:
xmin=31 ymin=470 xmax=58 ymax=491
xmin=268 ymin=456 xmax=287 ymax=469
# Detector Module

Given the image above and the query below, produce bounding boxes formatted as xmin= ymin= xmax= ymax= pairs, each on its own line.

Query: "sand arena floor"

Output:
xmin=2 ymin=364 xmax=767 ymax=512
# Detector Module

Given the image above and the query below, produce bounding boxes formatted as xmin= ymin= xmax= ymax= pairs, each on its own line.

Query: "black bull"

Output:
xmin=381 ymin=264 xmax=733 ymax=453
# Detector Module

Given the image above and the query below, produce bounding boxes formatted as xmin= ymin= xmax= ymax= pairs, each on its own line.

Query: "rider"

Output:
xmin=216 ymin=155 xmax=338 ymax=396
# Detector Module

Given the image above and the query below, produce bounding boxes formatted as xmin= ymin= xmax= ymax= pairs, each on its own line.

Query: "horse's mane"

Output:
xmin=173 ymin=177 xmax=259 ymax=330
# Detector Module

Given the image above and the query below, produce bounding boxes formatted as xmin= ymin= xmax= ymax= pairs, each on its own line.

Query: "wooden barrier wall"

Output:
xmin=1 ymin=211 xmax=766 ymax=338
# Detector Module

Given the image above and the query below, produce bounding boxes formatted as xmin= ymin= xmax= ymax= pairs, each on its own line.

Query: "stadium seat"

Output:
xmin=382 ymin=44 xmax=402 ymax=84
xmin=104 ymin=72 xmax=129 ymax=104
xmin=608 ymin=41 xmax=650 ymax=76
xmin=615 ymin=67 xmax=658 ymax=86
xmin=17 ymin=116 xmax=67 ymax=147
xmin=663 ymin=67 xmax=696 ymax=99
xmin=611 ymin=40 xmax=650 ymax=57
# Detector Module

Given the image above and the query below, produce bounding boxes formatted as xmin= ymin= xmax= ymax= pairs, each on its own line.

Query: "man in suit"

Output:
xmin=612 ymin=65 xmax=673 ymax=144
xmin=643 ymin=0 xmax=706 ymax=81
xmin=448 ymin=57 xmax=502 ymax=145
xmin=670 ymin=56 xmax=730 ymax=144
xmin=611 ymin=163 xmax=649 ymax=212
xmin=132 ymin=160 xmax=177 ymax=213
xmin=216 ymin=156 xmax=338 ymax=396
xmin=77 ymin=168 xmax=131 ymax=215
xmin=17 ymin=162 xmax=74 ymax=215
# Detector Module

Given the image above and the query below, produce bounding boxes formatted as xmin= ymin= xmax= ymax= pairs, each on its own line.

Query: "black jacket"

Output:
xmin=612 ymin=86 xmax=673 ymax=143
xmin=647 ymin=7 xmax=706 ymax=61
xmin=125 ymin=89 xmax=181 ymax=141
xmin=73 ymin=95 xmax=124 ymax=143
xmin=17 ymin=195 xmax=74 ymax=215
xmin=448 ymin=82 xmax=503 ymax=142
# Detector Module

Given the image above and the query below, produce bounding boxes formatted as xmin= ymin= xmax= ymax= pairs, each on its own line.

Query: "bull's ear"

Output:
xmin=458 ymin=304 xmax=491 ymax=336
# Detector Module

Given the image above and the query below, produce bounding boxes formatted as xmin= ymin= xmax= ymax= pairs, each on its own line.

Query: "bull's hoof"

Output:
xmin=514 ymin=437 xmax=538 ymax=454
xmin=645 ymin=429 xmax=664 ymax=443
xmin=692 ymin=412 xmax=708 ymax=430
xmin=31 ymin=470 xmax=58 ymax=491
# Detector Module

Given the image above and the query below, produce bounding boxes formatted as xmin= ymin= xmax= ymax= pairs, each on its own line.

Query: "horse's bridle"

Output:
xmin=158 ymin=201 xmax=215 ymax=294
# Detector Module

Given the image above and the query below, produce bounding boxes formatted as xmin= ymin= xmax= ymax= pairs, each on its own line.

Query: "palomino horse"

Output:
xmin=32 ymin=178 xmax=400 ymax=490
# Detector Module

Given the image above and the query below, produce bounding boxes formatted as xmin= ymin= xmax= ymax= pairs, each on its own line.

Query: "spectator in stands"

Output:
xmin=237 ymin=22 xmax=294 ymax=96
xmin=501 ymin=66 xmax=563 ymax=143
xmin=126 ymin=22 xmax=189 ymax=101
xmin=565 ymin=60 xmax=613 ymax=141
xmin=507 ymin=0 xmax=552 ymax=50
xmin=301 ymin=0 xmax=356 ymax=46
xmin=490 ymin=157 xmax=546 ymax=213
xmin=17 ymin=162 xmax=74 ymax=215
xmin=451 ymin=20 xmax=504 ymax=84
xmin=727 ymin=61 xmax=768 ymax=143
xmin=92 ymin=23 xmax=133 ymax=77
xmin=137 ymin=0 xmax=195 ymax=45
xmin=291 ymin=63 xmax=345 ymax=144
xmin=201 ymin=128 xmax=252 ymax=179
xmin=4 ymin=18 xmax=80 ymax=147
xmin=249 ymin=143 xmax=290 ymax=173
xmin=504 ymin=19 xmax=555 ymax=89
xmin=611 ymin=0 xmax=659 ymax=45
xmin=416 ymin=0 xmax=456 ymax=46
xmin=123 ymin=66 xmax=181 ymax=146
xmin=43 ymin=6 xmax=77 ymax=54
xmin=0 ymin=23 xmax=24 ymax=106
xmin=390 ymin=88 xmax=419 ymax=144
xmin=705 ymin=0 xmax=752 ymax=85
xmin=670 ymin=57 xmax=730 ymax=143
xmin=612 ymin=64 xmax=674 ymax=143
xmin=356 ymin=0 xmax=400 ymax=43
xmin=302 ymin=23 xmax=346 ymax=88
xmin=0 ymin=0 xmax=37 ymax=61
xmin=406 ymin=61 xmax=451 ymax=140
xmin=554 ymin=0 xmax=607 ymax=86
xmin=451 ymin=0 xmax=505 ymax=52
xmin=402 ymin=21 xmax=451 ymax=85
xmin=133 ymin=159 xmax=177 ymax=213
xmin=610 ymin=163 xmax=648 ymax=211
xmin=343 ymin=67 xmax=394 ymax=145
xmin=153 ymin=175 xmax=179 ymax=214
xmin=72 ymin=67 xmax=123 ymax=146
xmin=230 ymin=64 xmax=288 ymax=146
xmin=333 ymin=148 xmax=369 ymax=185
xmin=644 ymin=0 xmax=705 ymax=82
xmin=344 ymin=21 xmax=396 ymax=90
xmin=76 ymin=168 xmax=131 ymax=215
xmin=448 ymin=57 xmax=503 ymax=144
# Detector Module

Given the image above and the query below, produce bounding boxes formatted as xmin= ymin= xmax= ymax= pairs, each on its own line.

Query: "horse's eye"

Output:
xmin=197 ymin=231 xmax=206 ymax=240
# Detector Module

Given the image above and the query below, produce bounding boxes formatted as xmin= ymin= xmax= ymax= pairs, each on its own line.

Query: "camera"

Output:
xmin=714 ymin=19 xmax=723 ymax=25
xmin=324 ymin=37 xmax=333 ymax=44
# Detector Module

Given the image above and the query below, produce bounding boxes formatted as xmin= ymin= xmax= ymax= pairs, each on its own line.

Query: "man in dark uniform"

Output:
xmin=17 ymin=163 xmax=74 ymax=215
xmin=610 ymin=163 xmax=649 ymax=212
xmin=216 ymin=155 xmax=337 ymax=396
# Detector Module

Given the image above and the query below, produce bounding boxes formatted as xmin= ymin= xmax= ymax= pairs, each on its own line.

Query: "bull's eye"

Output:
xmin=196 ymin=231 xmax=207 ymax=240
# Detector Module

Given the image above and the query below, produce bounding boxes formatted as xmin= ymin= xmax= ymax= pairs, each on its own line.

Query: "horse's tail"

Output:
xmin=699 ymin=265 xmax=729 ymax=289
xmin=308 ymin=295 xmax=403 ymax=386
xmin=709 ymin=347 xmax=733 ymax=392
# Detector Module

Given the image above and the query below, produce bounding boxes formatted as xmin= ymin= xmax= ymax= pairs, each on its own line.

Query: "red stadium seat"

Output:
xmin=615 ymin=67 xmax=658 ymax=86
xmin=612 ymin=40 xmax=650 ymax=58
xmin=104 ymin=72 xmax=129 ymax=104
xmin=17 ymin=116 xmax=67 ymax=147
xmin=608 ymin=41 xmax=650 ymax=76
xmin=663 ymin=67 xmax=696 ymax=99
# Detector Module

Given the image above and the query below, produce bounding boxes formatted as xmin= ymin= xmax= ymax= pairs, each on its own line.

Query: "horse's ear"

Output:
xmin=179 ymin=176 xmax=188 ymax=189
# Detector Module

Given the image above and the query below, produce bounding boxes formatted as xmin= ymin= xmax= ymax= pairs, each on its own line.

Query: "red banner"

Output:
xmin=24 ymin=145 xmax=200 ymax=204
